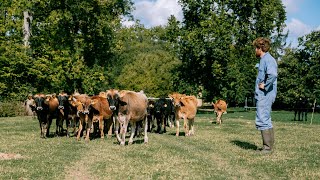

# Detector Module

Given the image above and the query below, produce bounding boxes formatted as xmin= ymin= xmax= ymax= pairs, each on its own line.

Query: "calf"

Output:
xmin=212 ymin=99 xmax=227 ymax=125
xmin=70 ymin=94 xmax=93 ymax=142
xmin=169 ymin=93 xmax=198 ymax=136
xmin=115 ymin=90 xmax=148 ymax=145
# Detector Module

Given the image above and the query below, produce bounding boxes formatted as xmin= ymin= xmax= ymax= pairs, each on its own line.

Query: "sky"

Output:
xmin=124 ymin=0 xmax=320 ymax=47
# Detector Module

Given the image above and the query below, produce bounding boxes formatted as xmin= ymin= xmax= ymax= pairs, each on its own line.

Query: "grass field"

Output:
xmin=1 ymin=109 xmax=320 ymax=179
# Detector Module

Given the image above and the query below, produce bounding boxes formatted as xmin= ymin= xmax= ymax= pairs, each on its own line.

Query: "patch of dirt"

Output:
xmin=0 ymin=152 xmax=23 ymax=160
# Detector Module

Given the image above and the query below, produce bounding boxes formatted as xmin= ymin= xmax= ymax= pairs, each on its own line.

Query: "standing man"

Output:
xmin=253 ymin=37 xmax=278 ymax=153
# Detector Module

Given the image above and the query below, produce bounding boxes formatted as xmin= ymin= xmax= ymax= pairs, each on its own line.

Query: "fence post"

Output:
xmin=244 ymin=97 xmax=248 ymax=111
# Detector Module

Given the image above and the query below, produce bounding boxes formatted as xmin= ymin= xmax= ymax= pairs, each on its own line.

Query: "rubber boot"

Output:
xmin=257 ymin=128 xmax=274 ymax=154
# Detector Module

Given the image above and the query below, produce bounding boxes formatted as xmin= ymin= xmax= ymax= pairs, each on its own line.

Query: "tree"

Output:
xmin=177 ymin=0 xmax=287 ymax=104
xmin=277 ymin=30 xmax=320 ymax=108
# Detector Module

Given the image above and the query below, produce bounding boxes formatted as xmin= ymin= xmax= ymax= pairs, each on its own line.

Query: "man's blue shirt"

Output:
xmin=255 ymin=52 xmax=278 ymax=101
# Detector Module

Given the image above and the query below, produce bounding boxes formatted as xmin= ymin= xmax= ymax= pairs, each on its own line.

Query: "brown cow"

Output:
xmin=115 ymin=90 xmax=148 ymax=145
xmin=212 ymin=100 xmax=227 ymax=125
xmin=44 ymin=94 xmax=60 ymax=136
xmin=69 ymin=94 xmax=93 ymax=142
xmin=169 ymin=93 xmax=198 ymax=136
xmin=90 ymin=92 xmax=113 ymax=139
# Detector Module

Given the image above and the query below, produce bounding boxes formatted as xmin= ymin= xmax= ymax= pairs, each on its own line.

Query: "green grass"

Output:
xmin=1 ymin=111 xmax=320 ymax=179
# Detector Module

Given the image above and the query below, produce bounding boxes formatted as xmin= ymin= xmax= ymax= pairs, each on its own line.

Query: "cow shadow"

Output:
xmin=111 ymin=139 xmax=146 ymax=145
xmin=231 ymin=140 xmax=257 ymax=150
xmin=168 ymin=132 xmax=185 ymax=136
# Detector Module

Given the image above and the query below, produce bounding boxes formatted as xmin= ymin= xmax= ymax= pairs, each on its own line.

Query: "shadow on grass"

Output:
xmin=231 ymin=140 xmax=257 ymax=150
xmin=168 ymin=132 xmax=185 ymax=136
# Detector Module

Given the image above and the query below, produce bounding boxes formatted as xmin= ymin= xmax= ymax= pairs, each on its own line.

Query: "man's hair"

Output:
xmin=253 ymin=37 xmax=271 ymax=52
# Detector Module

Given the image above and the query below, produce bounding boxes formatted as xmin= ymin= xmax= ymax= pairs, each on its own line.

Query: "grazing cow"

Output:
xmin=154 ymin=98 xmax=174 ymax=133
xmin=212 ymin=99 xmax=227 ymax=125
xmin=33 ymin=94 xmax=59 ymax=138
xmin=90 ymin=92 xmax=113 ymax=139
xmin=57 ymin=93 xmax=71 ymax=137
xmin=169 ymin=93 xmax=198 ymax=136
xmin=70 ymin=94 xmax=93 ymax=142
xmin=115 ymin=90 xmax=148 ymax=145
xmin=294 ymin=97 xmax=309 ymax=121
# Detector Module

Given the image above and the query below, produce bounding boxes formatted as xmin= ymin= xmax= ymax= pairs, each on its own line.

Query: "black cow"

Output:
xmin=33 ymin=94 xmax=59 ymax=138
xmin=147 ymin=99 xmax=156 ymax=132
xmin=154 ymin=98 xmax=174 ymax=133
xmin=57 ymin=93 xmax=71 ymax=137
xmin=294 ymin=97 xmax=309 ymax=121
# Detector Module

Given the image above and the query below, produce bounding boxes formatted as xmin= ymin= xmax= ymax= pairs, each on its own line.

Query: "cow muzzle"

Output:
xmin=109 ymin=106 xmax=116 ymax=111
xmin=58 ymin=106 xmax=64 ymax=109
xmin=83 ymin=110 xmax=90 ymax=114
xmin=37 ymin=107 xmax=43 ymax=110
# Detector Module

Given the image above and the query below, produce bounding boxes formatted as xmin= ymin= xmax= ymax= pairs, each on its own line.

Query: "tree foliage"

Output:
xmin=177 ymin=0 xmax=287 ymax=104
xmin=0 ymin=0 xmax=318 ymax=110
xmin=278 ymin=30 xmax=320 ymax=106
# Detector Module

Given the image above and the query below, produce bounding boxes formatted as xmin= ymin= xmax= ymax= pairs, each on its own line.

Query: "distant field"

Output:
xmin=1 ymin=110 xmax=320 ymax=179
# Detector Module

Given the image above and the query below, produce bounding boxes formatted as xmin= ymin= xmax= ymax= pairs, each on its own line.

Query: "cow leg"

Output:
xmin=162 ymin=116 xmax=167 ymax=133
xmin=175 ymin=118 xmax=180 ymax=136
xmin=105 ymin=119 xmax=113 ymax=138
xmin=217 ymin=112 xmax=222 ymax=125
xmin=114 ymin=118 xmax=121 ymax=143
xmin=38 ymin=118 xmax=44 ymax=138
xmin=120 ymin=120 xmax=129 ymax=145
xmin=294 ymin=110 xmax=297 ymax=121
xmin=65 ymin=114 xmax=70 ymax=137
xmin=99 ymin=116 xmax=104 ymax=139
xmin=129 ymin=122 xmax=136 ymax=144
xmin=169 ymin=115 xmax=175 ymax=128
xmin=183 ymin=117 xmax=189 ymax=136
xmin=46 ymin=117 xmax=52 ymax=137
xmin=188 ymin=119 xmax=194 ymax=136
xmin=85 ymin=121 xmax=92 ymax=143
xmin=77 ymin=120 xmax=83 ymax=141
xmin=298 ymin=110 xmax=301 ymax=121
xmin=305 ymin=110 xmax=308 ymax=121
xmin=144 ymin=116 xmax=148 ymax=144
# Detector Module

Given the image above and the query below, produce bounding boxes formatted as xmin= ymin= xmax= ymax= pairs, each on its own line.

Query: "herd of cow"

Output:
xmin=27 ymin=90 xmax=227 ymax=145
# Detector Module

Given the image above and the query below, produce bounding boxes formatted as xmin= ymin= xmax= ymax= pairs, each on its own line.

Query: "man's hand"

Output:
xmin=259 ymin=83 xmax=265 ymax=90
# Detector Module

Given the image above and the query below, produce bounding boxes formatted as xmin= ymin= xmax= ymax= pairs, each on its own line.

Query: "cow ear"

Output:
xmin=119 ymin=100 xmax=127 ymax=106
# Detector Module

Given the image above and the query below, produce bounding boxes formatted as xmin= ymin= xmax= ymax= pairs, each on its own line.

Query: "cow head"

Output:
xmin=147 ymin=100 xmax=155 ymax=115
xmin=154 ymin=100 xmax=163 ymax=114
xmin=169 ymin=93 xmax=186 ymax=108
xmin=44 ymin=93 xmax=56 ymax=105
xmin=57 ymin=93 xmax=69 ymax=110
xmin=69 ymin=94 xmax=92 ymax=117
xmin=106 ymin=89 xmax=120 ymax=111
xmin=33 ymin=94 xmax=46 ymax=111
